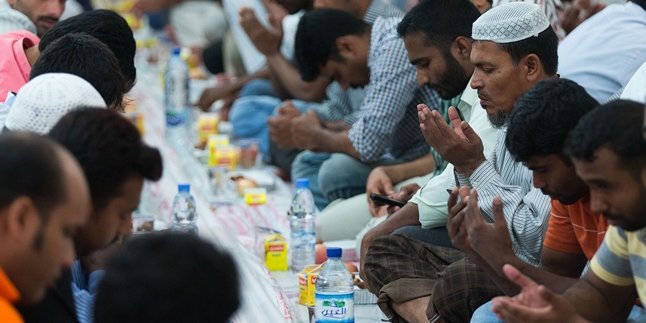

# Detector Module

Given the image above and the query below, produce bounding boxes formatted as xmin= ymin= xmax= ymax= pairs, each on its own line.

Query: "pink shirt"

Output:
xmin=0 ymin=30 xmax=39 ymax=102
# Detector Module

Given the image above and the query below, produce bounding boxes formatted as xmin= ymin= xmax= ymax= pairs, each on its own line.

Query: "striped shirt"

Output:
xmin=348 ymin=17 xmax=440 ymax=163
xmin=543 ymin=197 xmax=608 ymax=260
xmin=591 ymin=225 xmax=646 ymax=303
xmin=456 ymin=128 xmax=552 ymax=266
xmin=71 ymin=261 xmax=104 ymax=323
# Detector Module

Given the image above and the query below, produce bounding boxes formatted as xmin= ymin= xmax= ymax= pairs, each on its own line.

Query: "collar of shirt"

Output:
xmin=0 ymin=267 xmax=20 ymax=304
xmin=458 ymin=83 xmax=478 ymax=121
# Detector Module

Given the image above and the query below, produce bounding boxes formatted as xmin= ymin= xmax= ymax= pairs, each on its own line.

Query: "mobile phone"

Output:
xmin=369 ymin=192 xmax=406 ymax=208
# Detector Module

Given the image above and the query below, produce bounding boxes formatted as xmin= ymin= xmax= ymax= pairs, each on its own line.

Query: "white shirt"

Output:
xmin=620 ymin=61 xmax=646 ymax=104
xmin=558 ymin=2 xmax=646 ymax=103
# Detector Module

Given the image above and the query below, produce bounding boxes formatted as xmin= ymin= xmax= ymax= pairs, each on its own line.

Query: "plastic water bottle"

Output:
xmin=315 ymin=247 xmax=354 ymax=323
xmin=164 ymin=47 xmax=189 ymax=128
xmin=288 ymin=178 xmax=316 ymax=272
xmin=170 ymin=184 xmax=197 ymax=234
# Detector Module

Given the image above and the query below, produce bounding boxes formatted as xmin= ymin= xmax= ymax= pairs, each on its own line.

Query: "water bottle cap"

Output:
xmin=295 ymin=178 xmax=309 ymax=189
xmin=171 ymin=47 xmax=181 ymax=56
xmin=178 ymin=184 xmax=190 ymax=193
xmin=326 ymin=247 xmax=342 ymax=258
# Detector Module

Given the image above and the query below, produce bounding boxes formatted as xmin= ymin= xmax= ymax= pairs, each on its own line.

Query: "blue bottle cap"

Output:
xmin=295 ymin=178 xmax=309 ymax=189
xmin=326 ymin=247 xmax=342 ymax=258
xmin=178 ymin=184 xmax=190 ymax=193
xmin=171 ymin=47 xmax=181 ymax=56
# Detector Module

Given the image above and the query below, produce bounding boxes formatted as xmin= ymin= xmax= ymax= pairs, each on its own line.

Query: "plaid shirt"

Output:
xmin=348 ymin=17 xmax=440 ymax=163
xmin=318 ymin=0 xmax=403 ymax=125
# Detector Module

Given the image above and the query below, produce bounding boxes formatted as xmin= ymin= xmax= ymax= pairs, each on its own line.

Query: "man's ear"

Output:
xmin=3 ymin=197 xmax=40 ymax=241
xmin=522 ymin=54 xmax=543 ymax=82
xmin=452 ymin=36 xmax=472 ymax=62
xmin=335 ymin=35 xmax=356 ymax=57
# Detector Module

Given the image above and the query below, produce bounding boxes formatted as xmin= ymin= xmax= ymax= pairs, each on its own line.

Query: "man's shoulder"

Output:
xmin=372 ymin=16 xmax=401 ymax=39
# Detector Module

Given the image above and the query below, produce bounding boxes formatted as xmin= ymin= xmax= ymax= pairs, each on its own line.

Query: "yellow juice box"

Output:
xmin=208 ymin=140 xmax=237 ymax=170
xmin=298 ymin=264 xmax=323 ymax=307
xmin=264 ymin=233 xmax=288 ymax=271
xmin=244 ymin=188 xmax=267 ymax=205
xmin=197 ymin=114 xmax=219 ymax=144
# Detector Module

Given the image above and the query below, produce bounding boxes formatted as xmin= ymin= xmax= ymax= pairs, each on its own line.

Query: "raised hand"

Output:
xmin=417 ymin=105 xmax=485 ymax=175
xmin=463 ymin=192 xmax=513 ymax=259
xmin=491 ymin=265 xmax=587 ymax=323
xmin=446 ymin=186 xmax=472 ymax=252
xmin=239 ymin=7 xmax=283 ymax=56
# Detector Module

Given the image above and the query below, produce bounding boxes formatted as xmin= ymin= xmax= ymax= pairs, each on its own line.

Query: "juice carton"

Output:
xmin=197 ymin=114 xmax=219 ymax=144
xmin=244 ymin=188 xmax=267 ymax=205
xmin=208 ymin=135 xmax=239 ymax=170
xmin=264 ymin=233 xmax=288 ymax=271
xmin=298 ymin=264 xmax=323 ymax=307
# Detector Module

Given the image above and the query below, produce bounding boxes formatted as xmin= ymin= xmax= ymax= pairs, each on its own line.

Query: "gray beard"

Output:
xmin=488 ymin=111 xmax=511 ymax=129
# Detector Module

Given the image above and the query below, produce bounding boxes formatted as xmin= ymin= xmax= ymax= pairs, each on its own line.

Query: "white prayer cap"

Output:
xmin=472 ymin=2 xmax=550 ymax=43
xmin=6 ymin=73 xmax=107 ymax=134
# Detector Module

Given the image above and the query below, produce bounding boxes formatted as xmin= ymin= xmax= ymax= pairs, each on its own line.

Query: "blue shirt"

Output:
xmin=71 ymin=261 xmax=104 ymax=323
xmin=558 ymin=2 xmax=646 ymax=103
xmin=348 ymin=17 xmax=440 ymax=163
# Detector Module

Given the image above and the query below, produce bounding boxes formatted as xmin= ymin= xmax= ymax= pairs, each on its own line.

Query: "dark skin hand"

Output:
xmin=291 ymin=110 xmax=324 ymax=151
xmin=418 ymin=105 xmax=485 ymax=176
xmin=385 ymin=183 xmax=420 ymax=215
xmin=268 ymin=101 xmax=301 ymax=148
xmin=491 ymin=265 xmax=590 ymax=323
xmin=239 ymin=5 xmax=284 ymax=56
xmin=446 ymin=186 xmax=472 ymax=253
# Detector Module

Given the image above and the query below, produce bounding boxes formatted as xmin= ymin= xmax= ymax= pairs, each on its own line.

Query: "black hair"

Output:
xmin=396 ymin=0 xmax=480 ymax=46
xmin=30 ymin=33 xmax=127 ymax=112
xmin=94 ymin=233 xmax=240 ymax=323
xmin=0 ymin=133 xmax=65 ymax=219
xmin=39 ymin=9 xmax=137 ymax=91
xmin=506 ymin=78 xmax=598 ymax=162
xmin=294 ymin=9 xmax=369 ymax=81
xmin=565 ymin=100 xmax=646 ymax=175
xmin=497 ymin=27 xmax=558 ymax=76
xmin=48 ymin=108 xmax=162 ymax=211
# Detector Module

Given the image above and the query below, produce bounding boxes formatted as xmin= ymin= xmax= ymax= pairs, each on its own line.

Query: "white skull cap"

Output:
xmin=472 ymin=2 xmax=550 ymax=43
xmin=6 ymin=73 xmax=107 ymax=134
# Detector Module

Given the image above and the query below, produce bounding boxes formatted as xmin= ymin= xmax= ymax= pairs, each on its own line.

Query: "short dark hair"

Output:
xmin=497 ymin=27 xmax=559 ymax=76
xmin=94 ymin=233 xmax=240 ymax=323
xmin=48 ymin=108 xmax=163 ymax=211
xmin=294 ymin=9 xmax=369 ymax=81
xmin=39 ymin=9 xmax=137 ymax=91
xmin=30 ymin=33 xmax=127 ymax=111
xmin=396 ymin=0 xmax=480 ymax=46
xmin=565 ymin=100 xmax=646 ymax=175
xmin=0 ymin=133 xmax=65 ymax=219
xmin=506 ymin=78 xmax=598 ymax=162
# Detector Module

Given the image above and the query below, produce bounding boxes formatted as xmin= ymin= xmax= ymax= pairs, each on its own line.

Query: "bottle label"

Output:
xmin=314 ymin=292 xmax=354 ymax=323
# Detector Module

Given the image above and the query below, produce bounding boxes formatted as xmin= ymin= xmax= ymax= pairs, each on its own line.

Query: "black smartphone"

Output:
xmin=369 ymin=192 xmax=406 ymax=208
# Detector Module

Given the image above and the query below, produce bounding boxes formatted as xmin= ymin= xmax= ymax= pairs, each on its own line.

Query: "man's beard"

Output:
xmin=488 ymin=111 xmax=511 ymax=128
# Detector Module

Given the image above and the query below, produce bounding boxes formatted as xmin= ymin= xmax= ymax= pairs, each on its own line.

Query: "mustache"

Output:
xmin=37 ymin=16 xmax=59 ymax=23
xmin=477 ymin=91 xmax=491 ymax=101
